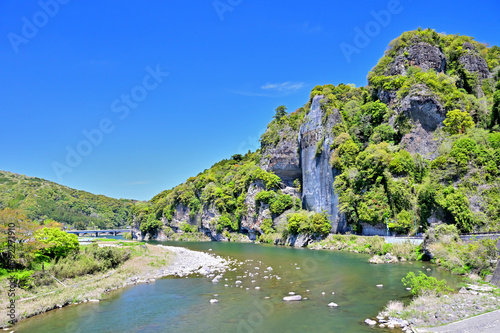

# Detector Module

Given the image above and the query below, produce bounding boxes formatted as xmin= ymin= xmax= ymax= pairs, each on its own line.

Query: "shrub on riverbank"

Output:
xmin=285 ymin=211 xmax=332 ymax=236
xmin=309 ymin=234 xmax=421 ymax=260
xmin=425 ymin=225 xmax=499 ymax=275
xmin=402 ymin=271 xmax=453 ymax=296
xmin=49 ymin=244 xmax=131 ymax=279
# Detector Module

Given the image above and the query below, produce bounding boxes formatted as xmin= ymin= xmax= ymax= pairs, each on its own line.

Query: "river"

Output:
xmin=14 ymin=241 xmax=462 ymax=333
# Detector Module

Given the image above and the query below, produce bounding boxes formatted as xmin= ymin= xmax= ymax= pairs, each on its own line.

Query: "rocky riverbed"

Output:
xmin=122 ymin=245 xmax=234 ymax=286
xmin=366 ymin=283 xmax=500 ymax=331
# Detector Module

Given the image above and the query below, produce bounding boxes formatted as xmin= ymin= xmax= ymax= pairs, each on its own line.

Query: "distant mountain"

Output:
xmin=0 ymin=170 xmax=135 ymax=229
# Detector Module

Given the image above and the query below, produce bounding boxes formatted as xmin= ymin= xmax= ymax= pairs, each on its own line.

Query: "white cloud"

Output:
xmin=261 ymin=81 xmax=304 ymax=92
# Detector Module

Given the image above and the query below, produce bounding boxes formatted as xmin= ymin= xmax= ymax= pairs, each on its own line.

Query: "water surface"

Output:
xmin=15 ymin=241 xmax=461 ymax=333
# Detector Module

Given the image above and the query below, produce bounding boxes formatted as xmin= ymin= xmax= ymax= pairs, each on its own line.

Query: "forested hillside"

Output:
xmin=0 ymin=171 xmax=134 ymax=229
xmin=132 ymin=28 xmax=500 ymax=242
xmin=2 ymin=29 xmax=500 ymax=242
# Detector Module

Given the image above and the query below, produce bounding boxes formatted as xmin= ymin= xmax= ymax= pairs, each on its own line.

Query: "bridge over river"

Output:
xmin=65 ymin=229 xmax=129 ymax=237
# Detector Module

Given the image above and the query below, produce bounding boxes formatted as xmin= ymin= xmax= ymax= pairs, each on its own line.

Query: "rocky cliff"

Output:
xmin=136 ymin=29 xmax=500 ymax=243
xmin=298 ymin=95 xmax=346 ymax=232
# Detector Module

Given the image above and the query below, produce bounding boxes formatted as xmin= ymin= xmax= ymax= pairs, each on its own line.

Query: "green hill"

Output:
xmin=0 ymin=170 xmax=134 ymax=229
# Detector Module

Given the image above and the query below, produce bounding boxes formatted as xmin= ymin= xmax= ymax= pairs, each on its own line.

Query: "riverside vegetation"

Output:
xmin=0 ymin=209 xmax=230 ymax=326
xmin=2 ymin=28 xmax=500 ymax=328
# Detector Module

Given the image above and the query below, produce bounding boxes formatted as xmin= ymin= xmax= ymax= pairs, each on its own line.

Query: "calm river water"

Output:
xmin=14 ymin=241 xmax=461 ymax=333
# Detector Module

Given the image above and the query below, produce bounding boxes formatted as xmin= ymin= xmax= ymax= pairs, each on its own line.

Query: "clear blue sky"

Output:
xmin=1 ymin=0 xmax=499 ymax=200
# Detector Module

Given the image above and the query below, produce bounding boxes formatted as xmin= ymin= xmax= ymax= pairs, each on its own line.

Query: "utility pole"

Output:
xmin=414 ymin=215 xmax=417 ymax=236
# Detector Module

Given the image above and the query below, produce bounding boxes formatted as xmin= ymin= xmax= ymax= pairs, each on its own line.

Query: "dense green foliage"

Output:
xmin=369 ymin=28 xmax=499 ymax=128
xmin=402 ymin=271 xmax=453 ymax=296
xmin=34 ymin=227 xmax=79 ymax=260
xmin=0 ymin=171 xmax=134 ymax=229
xmin=285 ymin=211 xmax=331 ymax=236
xmin=443 ymin=109 xmax=475 ymax=134
xmin=255 ymin=191 xmax=293 ymax=215
xmin=135 ymin=151 xmax=285 ymax=235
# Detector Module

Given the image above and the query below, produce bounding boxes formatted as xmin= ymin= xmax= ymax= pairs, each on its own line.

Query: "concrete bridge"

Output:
xmin=66 ymin=229 xmax=130 ymax=237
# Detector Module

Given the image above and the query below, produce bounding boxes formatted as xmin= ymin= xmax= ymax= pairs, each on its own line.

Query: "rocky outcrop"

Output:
xmin=260 ymin=125 xmax=301 ymax=186
xmin=459 ymin=42 xmax=490 ymax=79
xmin=170 ymin=203 xmax=192 ymax=230
xmin=299 ymin=95 xmax=346 ymax=233
xmin=400 ymin=84 xmax=446 ymax=132
xmin=400 ymin=123 xmax=441 ymax=160
xmin=240 ymin=180 xmax=269 ymax=239
xmin=387 ymin=42 xmax=446 ymax=76
xmin=396 ymin=84 xmax=445 ymax=160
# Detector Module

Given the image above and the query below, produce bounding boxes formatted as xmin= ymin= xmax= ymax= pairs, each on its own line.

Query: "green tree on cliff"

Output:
xmin=443 ymin=109 xmax=474 ymax=135
xmin=273 ymin=105 xmax=287 ymax=121
xmin=490 ymin=80 xmax=500 ymax=128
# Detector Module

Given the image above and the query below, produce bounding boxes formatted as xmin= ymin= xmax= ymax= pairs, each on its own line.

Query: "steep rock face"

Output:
xmin=240 ymin=181 xmax=268 ymax=239
xmin=260 ymin=125 xmax=301 ymax=186
xmin=400 ymin=123 xmax=441 ymax=160
xmin=398 ymin=84 xmax=445 ymax=159
xmin=387 ymin=42 xmax=446 ymax=76
xmin=400 ymin=85 xmax=446 ymax=131
xmin=298 ymin=95 xmax=346 ymax=233
xmin=459 ymin=42 xmax=490 ymax=79
xmin=170 ymin=203 xmax=192 ymax=230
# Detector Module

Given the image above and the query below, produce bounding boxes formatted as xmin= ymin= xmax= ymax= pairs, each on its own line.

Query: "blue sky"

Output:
xmin=1 ymin=0 xmax=499 ymax=201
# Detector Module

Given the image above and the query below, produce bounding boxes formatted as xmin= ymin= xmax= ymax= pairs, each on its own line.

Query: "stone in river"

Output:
xmin=209 ymin=299 xmax=218 ymax=304
xmin=328 ymin=302 xmax=338 ymax=307
xmin=283 ymin=295 xmax=302 ymax=301
xmin=365 ymin=319 xmax=377 ymax=326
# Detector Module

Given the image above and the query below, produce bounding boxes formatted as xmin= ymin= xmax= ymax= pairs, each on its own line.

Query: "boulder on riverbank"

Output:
xmin=369 ymin=253 xmax=399 ymax=264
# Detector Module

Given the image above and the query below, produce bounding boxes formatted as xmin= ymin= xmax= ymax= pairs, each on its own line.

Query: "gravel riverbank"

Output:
xmin=123 ymin=244 xmax=234 ymax=284
xmin=1 ymin=243 xmax=235 ymax=327
xmin=368 ymin=283 xmax=500 ymax=331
